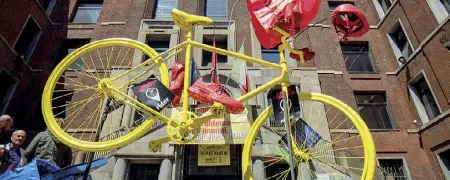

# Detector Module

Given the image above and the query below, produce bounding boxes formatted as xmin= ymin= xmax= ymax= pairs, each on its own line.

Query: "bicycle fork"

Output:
xmin=279 ymin=42 xmax=297 ymax=180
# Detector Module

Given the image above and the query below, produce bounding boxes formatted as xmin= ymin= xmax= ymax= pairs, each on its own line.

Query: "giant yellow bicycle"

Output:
xmin=42 ymin=9 xmax=375 ymax=180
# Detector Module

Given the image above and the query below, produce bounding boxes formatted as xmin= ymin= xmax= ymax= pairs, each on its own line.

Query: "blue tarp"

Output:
xmin=0 ymin=159 xmax=59 ymax=180
xmin=0 ymin=158 xmax=107 ymax=180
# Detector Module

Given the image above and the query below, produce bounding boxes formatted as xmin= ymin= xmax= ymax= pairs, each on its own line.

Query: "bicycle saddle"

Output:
xmin=171 ymin=9 xmax=214 ymax=30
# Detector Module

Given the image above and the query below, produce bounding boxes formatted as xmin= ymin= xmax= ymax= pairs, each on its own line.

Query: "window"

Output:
xmin=388 ymin=22 xmax=413 ymax=63
xmin=14 ymin=17 xmax=41 ymax=62
xmin=378 ymin=159 xmax=411 ymax=180
xmin=328 ymin=1 xmax=354 ymax=12
xmin=355 ymin=93 xmax=393 ymax=129
xmin=261 ymin=47 xmax=280 ymax=63
xmin=202 ymin=36 xmax=228 ymax=66
xmin=129 ymin=164 xmax=160 ymax=180
xmin=153 ymin=0 xmax=178 ymax=20
xmin=441 ymin=0 xmax=450 ymax=12
xmin=67 ymin=48 xmax=84 ymax=70
xmin=72 ymin=1 xmax=103 ymax=23
xmin=64 ymin=39 xmax=90 ymax=71
xmin=340 ymin=43 xmax=375 ymax=72
xmin=373 ymin=0 xmax=392 ymax=18
xmin=426 ymin=0 xmax=449 ymax=23
xmin=205 ymin=0 xmax=228 ymax=20
xmin=388 ymin=20 xmax=413 ymax=65
xmin=0 ymin=71 xmax=18 ymax=114
xmin=436 ymin=147 xmax=450 ymax=179
xmin=409 ymin=77 xmax=441 ymax=122
xmin=146 ymin=41 xmax=170 ymax=62
xmin=41 ymin=0 xmax=57 ymax=14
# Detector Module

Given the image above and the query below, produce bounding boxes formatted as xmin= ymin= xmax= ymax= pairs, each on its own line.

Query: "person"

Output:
xmin=0 ymin=130 xmax=27 ymax=170
xmin=0 ymin=147 xmax=10 ymax=175
xmin=26 ymin=118 xmax=72 ymax=167
xmin=0 ymin=115 xmax=13 ymax=144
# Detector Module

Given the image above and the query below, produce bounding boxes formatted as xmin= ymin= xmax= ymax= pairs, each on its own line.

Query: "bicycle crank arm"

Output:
xmin=148 ymin=137 xmax=171 ymax=152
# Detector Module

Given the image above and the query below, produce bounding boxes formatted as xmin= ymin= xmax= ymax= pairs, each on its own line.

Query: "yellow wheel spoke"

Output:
xmin=242 ymin=92 xmax=375 ymax=180
xmin=118 ymin=47 xmax=131 ymax=67
xmin=96 ymin=49 xmax=106 ymax=79
xmin=89 ymin=97 xmax=104 ymax=142
xmin=80 ymin=55 xmax=101 ymax=80
xmin=53 ymin=95 xmax=100 ymax=118
xmin=86 ymin=52 xmax=102 ymax=80
xmin=60 ymin=74 xmax=96 ymax=90
xmin=75 ymin=97 xmax=103 ymax=139
xmin=42 ymin=38 xmax=170 ymax=152
xmin=113 ymin=48 xmax=123 ymax=67
xmin=63 ymin=92 xmax=101 ymax=131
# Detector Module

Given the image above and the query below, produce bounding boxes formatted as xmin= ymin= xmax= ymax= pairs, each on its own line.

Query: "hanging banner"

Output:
xmin=198 ymin=145 xmax=230 ymax=166
xmin=170 ymin=106 xmax=251 ymax=144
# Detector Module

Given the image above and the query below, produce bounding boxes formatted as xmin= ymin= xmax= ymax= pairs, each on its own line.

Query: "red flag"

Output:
xmin=241 ymin=74 xmax=250 ymax=95
xmin=246 ymin=0 xmax=321 ymax=48
xmin=210 ymin=39 xmax=220 ymax=84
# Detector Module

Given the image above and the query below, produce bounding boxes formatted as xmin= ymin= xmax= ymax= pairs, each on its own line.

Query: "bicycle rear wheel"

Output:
xmin=42 ymin=38 xmax=170 ymax=152
xmin=242 ymin=92 xmax=375 ymax=180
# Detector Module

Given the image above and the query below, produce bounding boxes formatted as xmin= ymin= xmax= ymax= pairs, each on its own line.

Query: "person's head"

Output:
xmin=0 ymin=148 xmax=5 ymax=158
xmin=11 ymin=130 xmax=26 ymax=147
xmin=0 ymin=115 xmax=13 ymax=132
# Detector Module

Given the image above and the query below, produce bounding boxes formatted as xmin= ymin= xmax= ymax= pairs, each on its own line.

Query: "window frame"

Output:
xmin=41 ymin=0 xmax=58 ymax=15
xmin=193 ymin=23 xmax=236 ymax=68
xmin=376 ymin=157 xmax=413 ymax=180
xmin=340 ymin=42 xmax=377 ymax=73
xmin=63 ymin=39 xmax=91 ymax=71
xmin=261 ymin=46 xmax=281 ymax=64
xmin=373 ymin=0 xmax=393 ymax=18
xmin=205 ymin=0 xmax=228 ymax=20
xmin=407 ymin=70 xmax=442 ymax=124
xmin=327 ymin=1 xmax=355 ymax=12
xmin=435 ymin=144 xmax=450 ymax=180
xmin=71 ymin=1 xmax=103 ymax=24
xmin=387 ymin=20 xmax=414 ymax=66
xmin=145 ymin=39 xmax=171 ymax=63
xmin=201 ymin=35 xmax=229 ymax=66
xmin=250 ymin=24 xmax=297 ymax=67
xmin=0 ymin=69 xmax=19 ymax=114
xmin=354 ymin=92 xmax=395 ymax=129
xmin=67 ymin=48 xmax=85 ymax=71
xmin=425 ymin=0 xmax=449 ymax=23
xmin=13 ymin=15 xmax=42 ymax=63
xmin=153 ymin=0 xmax=178 ymax=20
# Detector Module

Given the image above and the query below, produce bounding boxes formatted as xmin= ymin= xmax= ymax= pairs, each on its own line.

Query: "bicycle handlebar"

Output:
xmin=273 ymin=26 xmax=305 ymax=64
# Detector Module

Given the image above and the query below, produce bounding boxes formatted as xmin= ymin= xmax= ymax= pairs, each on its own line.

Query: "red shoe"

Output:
xmin=169 ymin=62 xmax=185 ymax=106
xmin=188 ymin=78 xmax=245 ymax=114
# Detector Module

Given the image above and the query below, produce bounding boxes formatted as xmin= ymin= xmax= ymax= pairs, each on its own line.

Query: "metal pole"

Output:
xmin=82 ymin=99 xmax=111 ymax=180
xmin=282 ymin=92 xmax=296 ymax=180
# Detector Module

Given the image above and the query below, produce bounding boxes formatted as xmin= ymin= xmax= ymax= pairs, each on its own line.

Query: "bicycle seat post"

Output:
xmin=182 ymin=27 xmax=193 ymax=123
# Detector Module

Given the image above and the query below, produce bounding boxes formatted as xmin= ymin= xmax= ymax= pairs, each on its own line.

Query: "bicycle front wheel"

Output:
xmin=242 ymin=92 xmax=376 ymax=180
xmin=42 ymin=38 xmax=170 ymax=152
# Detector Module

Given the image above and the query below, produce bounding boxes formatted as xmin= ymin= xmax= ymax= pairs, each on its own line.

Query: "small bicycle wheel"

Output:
xmin=242 ymin=92 xmax=376 ymax=180
xmin=42 ymin=38 xmax=171 ymax=152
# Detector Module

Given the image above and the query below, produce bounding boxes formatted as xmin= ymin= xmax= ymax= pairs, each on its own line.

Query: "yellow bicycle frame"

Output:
xmin=109 ymin=25 xmax=304 ymax=132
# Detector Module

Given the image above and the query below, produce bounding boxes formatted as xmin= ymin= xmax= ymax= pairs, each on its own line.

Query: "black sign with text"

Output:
xmin=131 ymin=75 xmax=174 ymax=112
xmin=268 ymin=85 xmax=300 ymax=123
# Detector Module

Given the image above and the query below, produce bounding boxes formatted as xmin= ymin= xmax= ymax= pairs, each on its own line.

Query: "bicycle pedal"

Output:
xmin=211 ymin=102 xmax=225 ymax=117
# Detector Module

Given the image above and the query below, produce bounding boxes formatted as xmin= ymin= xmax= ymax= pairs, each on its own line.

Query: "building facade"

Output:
xmin=0 ymin=0 xmax=69 ymax=131
xmin=61 ymin=0 xmax=450 ymax=179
